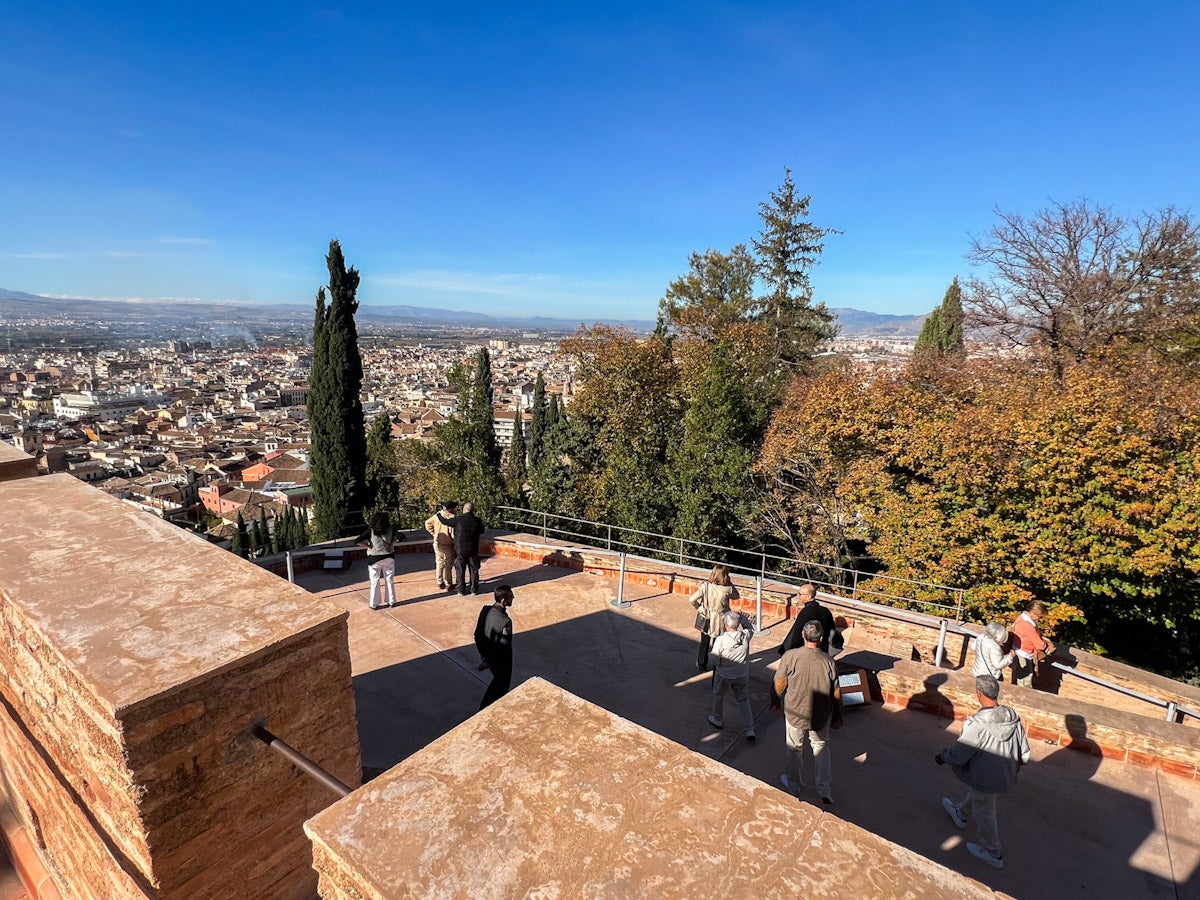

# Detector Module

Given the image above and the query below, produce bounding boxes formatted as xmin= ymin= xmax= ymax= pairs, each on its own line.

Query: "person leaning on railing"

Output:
xmin=1010 ymin=601 xmax=1056 ymax=688
xmin=972 ymin=623 xmax=1015 ymax=681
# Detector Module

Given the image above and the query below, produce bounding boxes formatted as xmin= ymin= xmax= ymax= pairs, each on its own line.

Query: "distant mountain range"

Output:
xmin=0 ymin=289 xmax=926 ymax=337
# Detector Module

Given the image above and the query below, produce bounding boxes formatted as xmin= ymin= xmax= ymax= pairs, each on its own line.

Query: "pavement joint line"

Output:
xmin=372 ymin=601 xmax=489 ymax=684
xmin=1154 ymin=770 xmax=1182 ymax=899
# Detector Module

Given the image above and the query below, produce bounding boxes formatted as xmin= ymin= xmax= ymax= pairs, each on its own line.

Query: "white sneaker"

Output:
xmin=967 ymin=842 xmax=1003 ymax=869
xmin=942 ymin=797 xmax=966 ymax=829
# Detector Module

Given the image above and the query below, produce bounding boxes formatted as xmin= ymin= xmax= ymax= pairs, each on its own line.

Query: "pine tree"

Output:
xmin=751 ymin=168 xmax=838 ymax=370
xmin=529 ymin=371 xmax=547 ymax=468
xmin=232 ymin=512 xmax=249 ymax=558
xmin=506 ymin=410 xmax=528 ymax=498
xmin=308 ymin=240 xmax=368 ymax=540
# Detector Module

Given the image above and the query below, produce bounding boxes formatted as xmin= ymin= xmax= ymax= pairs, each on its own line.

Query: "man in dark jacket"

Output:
xmin=439 ymin=501 xmax=486 ymax=595
xmin=474 ymin=584 xmax=515 ymax=709
xmin=778 ymin=584 xmax=842 ymax=656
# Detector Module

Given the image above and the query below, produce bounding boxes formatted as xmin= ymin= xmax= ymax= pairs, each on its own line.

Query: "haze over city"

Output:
xmin=3 ymin=2 xmax=1198 ymax=320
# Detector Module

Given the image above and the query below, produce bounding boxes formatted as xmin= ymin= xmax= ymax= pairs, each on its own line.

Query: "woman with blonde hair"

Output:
xmin=690 ymin=564 xmax=738 ymax=671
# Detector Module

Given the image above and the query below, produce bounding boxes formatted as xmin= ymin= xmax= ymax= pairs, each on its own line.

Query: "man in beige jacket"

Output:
xmin=424 ymin=500 xmax=457 ymax=591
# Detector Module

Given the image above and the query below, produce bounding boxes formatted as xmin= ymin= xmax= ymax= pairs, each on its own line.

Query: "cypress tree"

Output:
xmin=232 ymin=512 xmax=249 ymax=558
xmin=365 ymin=410 xmax=399 ymax=520
xmin=249 ymin=517 xmax=263 ymax=556
xmin=914 ymin=277 xmax=966 ymax=359
xmin=529 ymin=371 xmax=547 ymax=468
xmin=467 ymin=348 xmax=500 ymax=468
xmin=506 ymin=410 xmax=528 ymax=496
xmin=258 ymin=507 xmax=272 ymax=555
xmin=308 ymin=240 xmax=368 ymax=539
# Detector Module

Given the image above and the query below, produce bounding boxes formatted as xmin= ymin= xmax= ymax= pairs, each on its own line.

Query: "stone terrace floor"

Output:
xmin=297 ymin=545 xmax=1200 ymax=900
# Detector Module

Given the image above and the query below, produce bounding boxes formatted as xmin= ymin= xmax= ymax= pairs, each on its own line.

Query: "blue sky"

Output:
xmin=2 ymin=2 xmax=1198 ymax=320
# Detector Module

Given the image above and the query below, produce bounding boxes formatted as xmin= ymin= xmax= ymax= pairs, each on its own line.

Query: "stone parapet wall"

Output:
xmin=0 ymin=443 xmax=38 ymax=483
xmin=306 ymin=678 xmax=998 ymax=899
xmin=875 ymin=659 xmax=1200 ymax=779
xmin=487 ymin=531 xmax=1196 ymax=726
xmin=0 ymin=474 xmax=361 ymax=898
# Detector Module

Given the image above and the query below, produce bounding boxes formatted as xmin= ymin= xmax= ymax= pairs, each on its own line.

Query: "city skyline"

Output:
xmin=3 ymin=2 xmax=1198 ymax=319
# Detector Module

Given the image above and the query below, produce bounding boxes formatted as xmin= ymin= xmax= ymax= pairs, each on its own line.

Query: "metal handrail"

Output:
xmin=253 ymin=725 xmax=352 ymax=797
xmin=1049 ymin=662 xmax=1200 ymax=724
xmin=497 ymin=505 xmax=966 ymax=619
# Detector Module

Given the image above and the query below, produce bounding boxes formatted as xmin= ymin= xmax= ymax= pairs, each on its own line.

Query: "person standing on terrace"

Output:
xmin=777 ymin=583 xmax=842 ymax=656
xmin=474 ymin=584 xmax=515 ymax=709
xmin=357 ymin=511 xmax=400 ymax=610
xmin=1010 ymin=601 xmax=1056 ymax=687
xmin=707 ymin=610 xmax=757 ymax=741
xmin=424 ymin=500 xmax=457 ymax=592
xmin=972 ymin=623 xmax=1015 ymax=681
xmin=937 ymin=674 xmax=1031 ymax=870
xmin=689 ymin=564 xmax=737 ymax=671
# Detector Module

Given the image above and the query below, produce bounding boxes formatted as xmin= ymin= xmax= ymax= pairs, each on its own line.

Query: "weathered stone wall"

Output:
xmin=488 ymin=532 xmax=1198 ymax=725
xmin=0 ymin=474 xmax=361 ymax=898
xmin=876 ymin=660 xmax=1200 ymax=778
xmin=306 ymin=678 xmax=997 ymax=899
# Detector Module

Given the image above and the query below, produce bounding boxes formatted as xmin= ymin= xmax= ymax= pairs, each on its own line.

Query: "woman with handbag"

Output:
xmin=689 ymin=564 xmax=737 ymax=671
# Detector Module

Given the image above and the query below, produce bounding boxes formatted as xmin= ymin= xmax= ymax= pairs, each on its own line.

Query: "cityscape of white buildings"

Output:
xmin=0 ymin=337 xmax=575 ymax=542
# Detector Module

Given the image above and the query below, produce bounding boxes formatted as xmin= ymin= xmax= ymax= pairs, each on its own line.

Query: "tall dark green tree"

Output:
xmin=467 ymin=348 xmax=501 ymax=469
xmin=420 ymin=349 xmax=507 ymax=518
xmin=365 ymin=410 xmax=399 ymax=520
xmin=914 ymin=277 xmax=966 ymax=359
xmin=751 ymin=168 xmax=839 ymax=370
xmin=668 ymin=341 xmax=759 ymax=550
xmin=232 ymin=512 xmax=249 ymax=558
xmin=506 ymin=410 xmax=528 ymax=497
xmin=308 ymin=240 xmax=368 ymax=540
xmin=249 ymin=517 xmax=264 ymax=556
xmin=257 ymin=507 xmax=272 ymax=555
xmin=529 ymin=371 xmax=547 ymax=468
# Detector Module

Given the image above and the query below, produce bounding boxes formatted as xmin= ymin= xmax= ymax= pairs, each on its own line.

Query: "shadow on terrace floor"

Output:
xmin=303 ymin=554 xmax=1200 ymax=900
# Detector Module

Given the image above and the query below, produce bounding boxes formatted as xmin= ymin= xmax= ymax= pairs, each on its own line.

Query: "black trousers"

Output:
xmin=697 ymin=632 xmax=712 ymax=670
xmin=480 ymin=660 xmax=512 ymax=709
xmin=455 ymin=553 xmax=481 ymax=593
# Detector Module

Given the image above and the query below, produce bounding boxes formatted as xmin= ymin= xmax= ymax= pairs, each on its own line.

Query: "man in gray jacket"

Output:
xmin=935 ymin=674 xmax=1031 ymax=870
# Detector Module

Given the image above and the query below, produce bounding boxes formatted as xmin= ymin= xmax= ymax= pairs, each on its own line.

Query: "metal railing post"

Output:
xmin=286 ymin=550 xmax=295 ymax=584
xmin=851 ymin=569 xmax=859 ymax=601
xmin=1166 ymin=701 xmax=1178 ymax=723
xmin=934 ymin=619 xmax=949 ymax=667
xmin=678 ymin=537 xmax=684 ymax=565
xmin=955 ymin=589 xmax=964 ymax=622
xmin=610 ymin=552 xmax=631 ymax=609
xmin=607 ymin=524 xmax=612 ymax=551
xmin=541 ymin=510 xmax=547 ymax=539
xmin=753 ymin=575 xmax=772 ymax=636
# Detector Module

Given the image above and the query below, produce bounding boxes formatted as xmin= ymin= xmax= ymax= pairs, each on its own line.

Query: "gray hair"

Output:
xmin=723 ymin=611 xmax=742 ymax=630
xmin=802 ymin=620 xmax=824 ymax=644
xmin=975 ymin=674 xmax=1000 ymax=700
xmin=984 ymin=622 xmax=1008 ymax=643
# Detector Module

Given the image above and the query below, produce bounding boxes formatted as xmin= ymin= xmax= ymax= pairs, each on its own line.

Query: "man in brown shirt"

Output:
xmin=772 ymin=620 xmax=843 ymax=805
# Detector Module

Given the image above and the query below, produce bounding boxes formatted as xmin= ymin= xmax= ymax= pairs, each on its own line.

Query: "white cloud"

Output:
xmin=105 ymin=251 xmax=144 ymax=258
